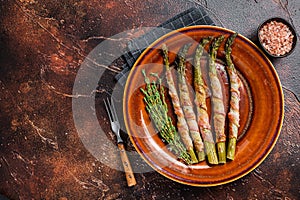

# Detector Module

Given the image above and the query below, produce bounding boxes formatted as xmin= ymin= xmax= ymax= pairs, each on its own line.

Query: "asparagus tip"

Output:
xmin=210 ymin=35 xmax=225 ymax=59
xmin=226 ymin=32 xmax=238 ymax=51
xmin=201 ymin=36 xmax=213 ymax=46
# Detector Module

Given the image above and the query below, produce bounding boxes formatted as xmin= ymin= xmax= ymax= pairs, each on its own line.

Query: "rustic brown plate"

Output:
xmin=123 ymin=26 xmax=284 ymax=186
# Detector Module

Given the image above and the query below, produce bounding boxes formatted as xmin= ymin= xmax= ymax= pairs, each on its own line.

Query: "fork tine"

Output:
xmin=104 ymin=98 xmax=113 ymax=123
xmin=110 ymin=98 xmax=119 ymax=122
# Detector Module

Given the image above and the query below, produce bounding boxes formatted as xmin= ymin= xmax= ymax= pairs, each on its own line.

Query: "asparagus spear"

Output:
xmin=194 ymin=37 xmax=218 ymax=165
xmin=140 ymin=69 xmax=193 ymax=164
xmin=177 ymin=44 xmax=205 ymax=162
xmin=208 ymin=36 xmax=226 ymax=164
xmin=162 ymin=44 xmax=198 ymax=164
xmin=225 ymin=33 xmax=241 ymax=160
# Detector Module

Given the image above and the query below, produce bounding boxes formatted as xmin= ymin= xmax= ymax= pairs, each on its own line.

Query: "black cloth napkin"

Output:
xmin=115 ymin=6 xmax=215 ymax=86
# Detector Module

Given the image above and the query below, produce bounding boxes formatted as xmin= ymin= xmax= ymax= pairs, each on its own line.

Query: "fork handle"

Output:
xmin=117 ymin=143 xmax=137 ymax=187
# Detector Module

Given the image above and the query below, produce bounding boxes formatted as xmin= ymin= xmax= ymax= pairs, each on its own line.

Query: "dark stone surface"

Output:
xmin=0 ymin=0 xmax=299 ymax=199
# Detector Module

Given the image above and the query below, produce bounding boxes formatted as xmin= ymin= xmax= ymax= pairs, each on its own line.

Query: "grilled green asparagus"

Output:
xmin=194 ymin=37 xmax=218 ymax=164
xmin=225 ymin=33 xmax=241 ymax=160
xmin=208 ymin=36 xmax=226 ymax=164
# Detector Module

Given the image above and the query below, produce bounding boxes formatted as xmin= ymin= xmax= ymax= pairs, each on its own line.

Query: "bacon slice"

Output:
xmin=208 ymin=36 xmax=227 ymax=164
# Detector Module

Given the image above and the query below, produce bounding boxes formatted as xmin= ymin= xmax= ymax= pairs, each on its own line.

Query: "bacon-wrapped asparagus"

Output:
xmin=225 ymin=33 xmax=241 ymax=160
xmin=194 ymin=38 xmax=218 ymax=164
xmin=140 ymin=69 xmax=193 ymax=164
xmin=162 ymin=44 xmax=198 ymax=164
xmin=208 ymin=36 xmax=226 ymax=164
xmin=177 ymin=44 xmax=205 ymax=162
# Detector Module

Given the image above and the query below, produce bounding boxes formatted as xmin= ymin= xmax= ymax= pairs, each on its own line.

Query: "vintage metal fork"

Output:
xmin=104 ymin=98 xmax=136 ymax=187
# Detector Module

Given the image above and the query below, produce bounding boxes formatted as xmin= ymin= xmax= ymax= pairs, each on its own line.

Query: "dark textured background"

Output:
xmin=0 ymin=0 xmax=299 ymax=199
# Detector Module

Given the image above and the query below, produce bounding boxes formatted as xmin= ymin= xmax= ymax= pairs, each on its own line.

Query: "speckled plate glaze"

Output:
xmin=123 ymin=26 xmax=284 ymax=186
